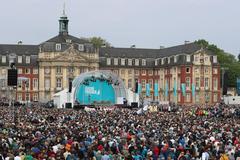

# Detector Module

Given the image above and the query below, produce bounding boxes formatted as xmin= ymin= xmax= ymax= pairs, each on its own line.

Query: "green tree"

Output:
xmin=195 ymin=39 xmax=240 ymax=87
xmin=89 ymin=37 xmax=111 ymax=49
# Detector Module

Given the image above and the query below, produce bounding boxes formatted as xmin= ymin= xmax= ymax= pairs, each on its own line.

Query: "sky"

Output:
xmin=0 ymin=0 xmax=239 ymax=56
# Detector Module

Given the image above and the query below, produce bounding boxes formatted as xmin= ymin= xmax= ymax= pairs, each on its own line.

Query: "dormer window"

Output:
xmin=174 ymin=56 xmax=177 ymax=63
xmin=78 ymin=44 xmax=84 ymax=51
xmin=121 ymin=58 xmax=125 ymax=65
xmin=56 ymin=44 xmax=61 ymax=51
xmin=107 ymin=58 xmax=111 ymax=65
xmin=155 ymin=59 xmax=158 ymax=66
xmin=186 ymin=55 xmax=191 ymax=62
xmin=1 ymin=56 xmax=6 ymax=63
xmin=26 ymin=56 xmax=31 ymax=64
xmin=128 ymin=59 xmax=132 ymax=66
xmin=142 ymin=59 xmax=146 ymax=66
xmin=168 ymin=57 xmax=171 ymax=64
xmin=18 ymin=56 xmax=22 ymax=63
xmin=213 ymin=56 xmax=217 ymax=63
xmin=161 ymin=58 xmax=164 ymax=64
xmin=135 ymin=59 xmax=139 ymax=66
xmin=114 ymin=58 xmax=118 ymax=65
xmin=66 ymin=39 xmax=72 ymax=43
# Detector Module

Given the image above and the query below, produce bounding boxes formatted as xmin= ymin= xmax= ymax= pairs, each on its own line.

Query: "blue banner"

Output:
xmin=154 ymin=83 xmax=159 ymax=97
xmin=146 ymin=83 xmax=150 ymax=97
xmin=181 ymin=83 xmax=186 ymax=96
xmin=173 ymin=79 xmax=177 ymax=97
xmin=237 ymin=78 xmax=240 ymax=96
xmin=192 ymin=83 xmax=195 ymax=97
xmin=165 ymin=81 xmax=168 ymax=98
xmin=138 ymin=83 xmax=142 ymax=94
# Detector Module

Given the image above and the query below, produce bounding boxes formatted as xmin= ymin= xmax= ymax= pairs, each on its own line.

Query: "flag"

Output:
xmin=146 ymin=83 xmax=150 ymax=97
xmin=192 ymin=83 xmax=195 ymax=97
xmin=173 ymin=79 xmax=177 ymax=97
xmin=138 ymin=83 xmax=142 ymax=94
xmin=181 ymin=83 xmax=186 ymax=96
xmin=165 ymin=81 xmax=168 ymax=98
xmin=154 ymin=83 xmax=159 ymax=97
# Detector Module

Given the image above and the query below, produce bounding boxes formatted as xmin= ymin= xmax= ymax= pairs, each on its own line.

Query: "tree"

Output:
xmin=89 ymin=37 xmax=111 ymax=49
xmin=238 ymin=53 xmax=240 ymax=62
xmin=195 ymin=39 xmax=240 ymax=87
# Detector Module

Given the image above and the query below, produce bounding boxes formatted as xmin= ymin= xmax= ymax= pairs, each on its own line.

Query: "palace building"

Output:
xmin=0 ymin=11 xmax=220 ymax=104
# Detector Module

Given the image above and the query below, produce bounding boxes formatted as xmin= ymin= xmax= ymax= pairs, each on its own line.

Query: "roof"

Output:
xmin=0 ymin=44 xmax=39 ymax=55
xmin=99 ymin=43 xmax=203 ymax=58
xmin=44 ymin=34 xmax=89 ymax=44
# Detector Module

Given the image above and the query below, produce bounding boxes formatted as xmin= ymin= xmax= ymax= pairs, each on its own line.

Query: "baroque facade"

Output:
xmin=0 ymin=12 xmax=220 ymax=104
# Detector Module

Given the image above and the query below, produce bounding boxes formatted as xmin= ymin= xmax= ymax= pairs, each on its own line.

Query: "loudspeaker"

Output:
xmin=131 ymin=102 xmax=138 ymax=108
xmin=8 ymin=69 xmax=18 ymax=86
xmin=65 ymin=103 xmax=72 ymax=108
xmin=69 ymin=81 xmax=72 ymax=93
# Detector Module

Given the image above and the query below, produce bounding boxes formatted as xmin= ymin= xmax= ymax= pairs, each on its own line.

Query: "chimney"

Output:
xmin=160 ymin=46 xmax=165 ymax=49
xmin=130 ymin=45 xmax=136 ymax=48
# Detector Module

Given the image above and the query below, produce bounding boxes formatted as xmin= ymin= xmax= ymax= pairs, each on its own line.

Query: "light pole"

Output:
xmin=18 ymin=77 xmax=29 ymax=107
xmin=221 ymin=67 xmax=228 ymax=98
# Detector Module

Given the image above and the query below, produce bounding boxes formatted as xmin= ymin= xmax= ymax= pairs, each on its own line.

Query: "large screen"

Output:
xmin=75 ymin=79 xmax=115 ymax=105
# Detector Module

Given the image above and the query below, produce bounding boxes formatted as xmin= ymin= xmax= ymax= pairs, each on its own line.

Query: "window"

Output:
xmin=205 ymin=56 xmax=209 ymax=62
xmin=194 ymin=67 xmax=199 ymax=73
xmin=148 ymin=79 xmax=153 ymax=88
xmin=205 ymin=77 xmax=209 ymax=88
xmin=148 ymin=70 xmax=153 ymax=76
xmin=213 ymin=78 xmax=218 ymax=90
xmin=18 ymin=68 xmax=22 ymax=74
xmin=56 ymin=78 xmax=62 ymax=88
xmin=141 ymin=70 xmax=146 ymax=75
xmin=56 ymin=44 xmax=61 ymax=51
xmin=196 ymin=93 xmax=200 ymax=102
xmin=135 ymin=70 xmax=139 ymax=75
xmin=68 ymin=67 xmax=74 ymax=73
xmin=194 ymin=55 xmax=199 ymax=62
xmin=168 ymin=57 xmax=171 ymax=64
xmin=33 ymin=78 xmax=38 ymax=89
xmin=186 ymin=67 xmax=190 ymax=73
xmin=113 ymin=70 xmax=119 ymax=75
xmin=142 ymin=59 xmax=146 ymax=66
xmin=155 ymin=59 xmax=158 ymax=66
xmin=25 ymin=79 xmax=30 ymax=90
xmin=25 ymin=68 xmax=30 ymax=74
xmin=121 ymin=58 xmax=125 ymax=66
xmin=2 ymin=56 xmax=6 ymax=63
xmin=213 ymin=56 xmax=217 ymax=63
xmin=128 ymin=79 xmax=132 ymax=88
xmin=114 ymin=58 xmax=118 ymax=65
xmin=128 ymin=70 xmax=132 ymax=75
xmin=174 ymin=56 xmax=177 ymax=63
xmin=33 ymin=68 xmax=38 ymax=74
xmin=213 ymin=68 xmax=218 ymax=74
xmin=18 ymin=94 xmax=22 ymax=101
xmin=161 ymin=58 xmax=164 ymax=64
xmin=26 ymin=93 xmax=30 ymax=102
xmin=142 ymin=79 xmax=146 ymax=89
xmin=135 ymin=59 xmax=139 ymax=66
xmin=1 ymin=69 xmax=6 ymax=75
xmin=186 ymin=93 xmax=191 ymax=102
xmin=204 ymin=67 xmax=209 ymax=74
xmin=186 ymin=77 xmax=190 ymax=88
xmin=18 ymin=56 xmax=22 ymax=63
xmin=78 ymin=44 xmax=84 ymax=51
xmin=44 ymin=79 xmax=50 ymax=89
xmin=107 ymin=58 xmax=111 ymax=65
xmin=186 ymin=55 xmax=191 ymax=62
xmin=213 ymin=93 xmax=218 ymax=102
xmin=26 ymin=56 xmax=31 ymax=64
xmin=195 ymin=77 xmax=200 ymax=88
xmin=17 ymin=80 xmax=22 ymax=89
xmin=56 ymin=66 xmax=62 ymax=74
xmin=33 ymin=93 xmax=38 ymax=101
xmin=128 ymin=59 xmax=132 ymax=66
xmin=66 ymin=39 xmax=72 ymax=43
xmin=121 ymin=69 xmax=125 ymax=75
xmin=45 ymin=67 xmax=50 ymax=74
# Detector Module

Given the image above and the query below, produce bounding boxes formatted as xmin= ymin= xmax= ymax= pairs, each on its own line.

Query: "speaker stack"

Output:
xmin=8 ymin=69 xmax=18 ymax=86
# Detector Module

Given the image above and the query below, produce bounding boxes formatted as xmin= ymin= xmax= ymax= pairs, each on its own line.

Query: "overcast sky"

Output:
xmin=0 ymin=0 xmax=239 ymax=56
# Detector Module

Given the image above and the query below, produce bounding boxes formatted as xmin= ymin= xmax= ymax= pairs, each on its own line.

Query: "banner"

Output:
xmin=237 ymin=78 xmax=240 ymax=96
xmin=173 ymin=79 xmax=177 ymax=97
xmin=181 ymin=83 xmax=186 ymax=96
xmin=138 ymin=83 xmax=142 ymax=94
xmin=146 ymin=83 xmax=150 ymax=97
xmin=192 ymin=83 xmax=195 ymax=97
xmin=154 ymin=83 xmax=159 ymax=97
xmin=165 ymin=81 xmax=168 ymax=98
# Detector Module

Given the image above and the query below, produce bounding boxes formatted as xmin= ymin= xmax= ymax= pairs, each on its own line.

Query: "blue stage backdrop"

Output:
xmin=76 ymin=79 xmax=115 ymax=105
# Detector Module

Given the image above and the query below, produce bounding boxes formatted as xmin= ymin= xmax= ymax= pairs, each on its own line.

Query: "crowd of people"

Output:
xmin=0 ymin=102 xmax=240 ymax=160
